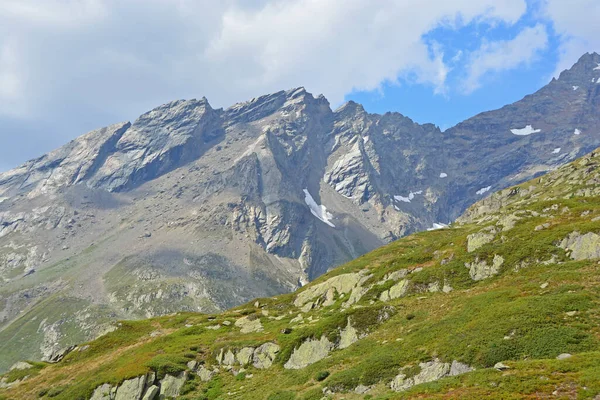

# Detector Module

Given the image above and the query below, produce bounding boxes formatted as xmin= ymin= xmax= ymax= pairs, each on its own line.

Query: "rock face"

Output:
xmin=1 ymin=53 xmax=600 ymax=372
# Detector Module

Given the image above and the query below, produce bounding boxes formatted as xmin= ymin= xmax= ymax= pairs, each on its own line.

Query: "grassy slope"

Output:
xmin=1 ymin=149 xmax=600 ymax=400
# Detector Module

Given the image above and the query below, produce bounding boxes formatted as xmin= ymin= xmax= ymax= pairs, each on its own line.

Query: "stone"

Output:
xmin=294 ymin=272 xmax=368 ymax=307
xmin=449 ymin=360 xmax=474 ymax=376
xmin=90 ymin=383 xmax=113 ymax=400
xmin=380 ymin=278 xmax=410 ymax=302
xmin=9 ymin=361 xmax=33 ymax=371
xmin=223 ymin=350 xmax=236 ymax=366
xmin=466 ymin=255 xmax=504 ymax=281
xmin=355 ymin=384 xmax=371 ymax=394
xmin=234 ymin=316 xmax=264 ymax=333
xmin=494 ymin=362 xmax=510 ymax=371
xmin=556 ymin=353 xmax=572 ymax=360
xmin=338 ymin=319 xmax=359 ymax=349
xmin=159 ymin=372 xmax=187 ymax=399
xmin=467 ymin=230 xmax=496 ymax=252
xmin=391 ymin=359 xmax=473 ymax=392
xmin=284 ymin=336 xmax=334 ymax=369
xmin=197 ymin=366 xmax=217 ymax=381
xmin=559 ymin=232 xmax=600 ymax=260
xmin=253 ymin=343 xmax=280 ymax=369
xmin=142 ymin=385 xmax=159 ymax=400
xmin=540 ymin=282 xmax=549 ymax=289
xmin=187 ymin=360 xmax=198 ymax=371
xmin=222 ymin=320 xmax=232 ymax=326
xmin=236 ymin=347 xmax=255 ymax=366
xmin=115 ymin=375 xmax=147 ymax=400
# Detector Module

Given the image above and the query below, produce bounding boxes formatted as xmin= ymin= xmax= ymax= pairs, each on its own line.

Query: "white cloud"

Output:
xmin=462 ymin=24 xmax=549 ymax=93
xmin=542 ymin=0 xmax=600 ymax=76
xmin=0 ymin=0 xmax=528 ymax=169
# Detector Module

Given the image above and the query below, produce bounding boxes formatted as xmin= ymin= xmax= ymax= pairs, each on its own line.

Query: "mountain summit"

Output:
xmin=0 ymin=55 xmax=599 ymax=371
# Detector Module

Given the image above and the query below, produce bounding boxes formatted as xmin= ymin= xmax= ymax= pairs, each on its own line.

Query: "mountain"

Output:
xmin=2 ymin=142 xmax=600 ymax=399
xmin=0 ymin=53 xmax=600 ymax=372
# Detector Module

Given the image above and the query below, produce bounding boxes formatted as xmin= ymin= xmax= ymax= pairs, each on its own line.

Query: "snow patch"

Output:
xmin=572 ymin=86 xmax=579 ymax=90
xmin=574 ymin=129 xmax=581 ymax=135
xmin=394 ymin=190 xmax=423 ymax=203
xmin=592 ymin=78 xmax=596 ymax=83
xmin=363 ymin=136 xmax=369 ymax=144
xmin=303 ymin=189 xmax=335 ymax=228
xmin=476 ymin=186 xmax=491 ymax=195
xmin=510 ymin=125 xmax=541 ymax=136
xmin=0 ymin=197 xmax=8 ymax=204
xmin=552 ymin=147 xmax=561 ymax=154
xmin=427 ymin=222 xmax=449 ymax=231
xmin=594 ymin=63 xmax=600 ymax=70
xmin=439 ymin=172 xmax=448 ymax=178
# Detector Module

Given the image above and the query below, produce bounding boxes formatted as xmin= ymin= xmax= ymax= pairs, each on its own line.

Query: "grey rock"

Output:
xmin=90 ymin=383 xmax=113 ymax=400
xmin=141 ymin=385 xmax=159 ymax=400
xmin=236 ymin=347 xmax=255 ymax=366
xmin=494 ymin=362 xmax=510 ymax=371
xmin=252 ymin=342 xmax=280 ymax=369
xmin=559 ymin=232 xmax=600 ymax=260
xmin=284 ymin=336 xmax=334 ymax=369
xmin=557 ymin=353 xmax=572 ymax=360
xmin=197 ymin=366 xmax=217 ymax=382
xmin=234 ymin=316 xmax=263 ymax=333
xmin=338 ymin=319 xmax=359 ymax=349
xmin=449 ymin=360 xmax=474 ymax=376
xmin=159 ymin=372 xmax=187 ymax=399
xmin=115 ymin=375 xmax=147 ymax=400
xmin=466 ymin=255 xmax=504 ymax=281
xmin=9 ymin=361 xmax=33 ymax=371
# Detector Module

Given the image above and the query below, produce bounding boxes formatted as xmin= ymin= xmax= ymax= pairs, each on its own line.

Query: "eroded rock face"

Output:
xmin=284 ymin=336 xmax=334 ymax=369
xmin=559 ymin=232 xmax=600 ymax=260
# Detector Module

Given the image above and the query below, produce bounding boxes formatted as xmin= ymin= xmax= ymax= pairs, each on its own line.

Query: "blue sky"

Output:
xmin=0 ymin=0 xmax=599 ymax=171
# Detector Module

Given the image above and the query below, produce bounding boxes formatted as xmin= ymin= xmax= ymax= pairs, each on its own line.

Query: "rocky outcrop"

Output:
xmin=216 ymin=342 xmax=281 ymax=370
xmin=467 ymin=228 xmax=496 ymax=252
xmin=466 ymin=255 xmax=504 ymax=281
xmin=391 ymin=359 xmax=474 ymax=392
xmin=159 ymin=372 xmax=187 ymax=399
xmin=559 ymin=232 xmax=600 ymax=260
xmin=338 ymin=319 xmax=359 ymax=349
xmin=284 ymin=336 xmax=335 ymax=369
xmin=234 ymin=316 xmax=264 ymax=334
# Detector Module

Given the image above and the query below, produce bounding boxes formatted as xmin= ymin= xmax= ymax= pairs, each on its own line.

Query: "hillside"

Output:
xmin=1 ymin=53 xmax=600 ymax=371
xmin=1 ymin=145 xmax=599 ymax=399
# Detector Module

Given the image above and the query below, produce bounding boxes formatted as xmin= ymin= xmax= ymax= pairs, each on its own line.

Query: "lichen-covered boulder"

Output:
xmin=284 ymin=336 xmax=334 ymax=369
xmin=467 ymin=229 xmax=496 ymax=252
xmin=559 ymin=231 xmax=600 ymax=260
xmin=338 ymin=319 xmax=359 ymax=349
xmin=90 ymin=383 xmax=113 ymax=400
xmin=253 ymin=343 xmax=280 ymax=369
xmin=466 ymin=255 xmax=504 ymax=281
xmin=234 ymin=316 xmax=264 ymax=333
xmin=115 ymin=375 xmax=147 ymax=400
xmin=159 ymin=372 xmax=187 ymax=399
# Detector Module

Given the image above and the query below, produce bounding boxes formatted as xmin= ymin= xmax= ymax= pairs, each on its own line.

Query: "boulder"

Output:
xmin=467 ymin=229 xmax=496 ymax=252
xmin=236 ymin=347 xmax=255 ymax=366
xmin=556 ymin=353 xmax=572 ymax=360
xmin=115 ymin=375 xmax=147 ymax=400
xmin=234 ymin=316 xmax=263 ymax=333
xmin=559 ymin=232 xmax=600 ymax=260
xmin=90 ymin=383 xmax=113 ymax=400
xmin=197 ymin=366 xmax=217 ymax=381
xmin=9 ymin=361 xmax=33 ymax=371
xmin=338 ymin=319 xmax=359 ymax=349
xmin=253 ymin=343 xmax=280 ymax=369
xmin=284 ymin=336 xmax=334 ymax=369
xmin=159 ymin=372 xmax=187 ymax=399
xmin=391 ymin=359 xmax=473 ymax=392
xmin=141 ymin=385 xmax=159 ymax=400
xmin=294 ymin=272 xmax=368 ymax=307
xmin=466 ymin=255 xmax=504 ymax=281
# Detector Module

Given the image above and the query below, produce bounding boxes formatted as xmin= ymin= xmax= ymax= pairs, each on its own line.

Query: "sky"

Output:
xmin=1 ymin=0 xmax=599 ymax=172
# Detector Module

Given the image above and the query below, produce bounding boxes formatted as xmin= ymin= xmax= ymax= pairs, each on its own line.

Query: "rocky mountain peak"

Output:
xmin=557 ymin=51 xmax=600 ymax=86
